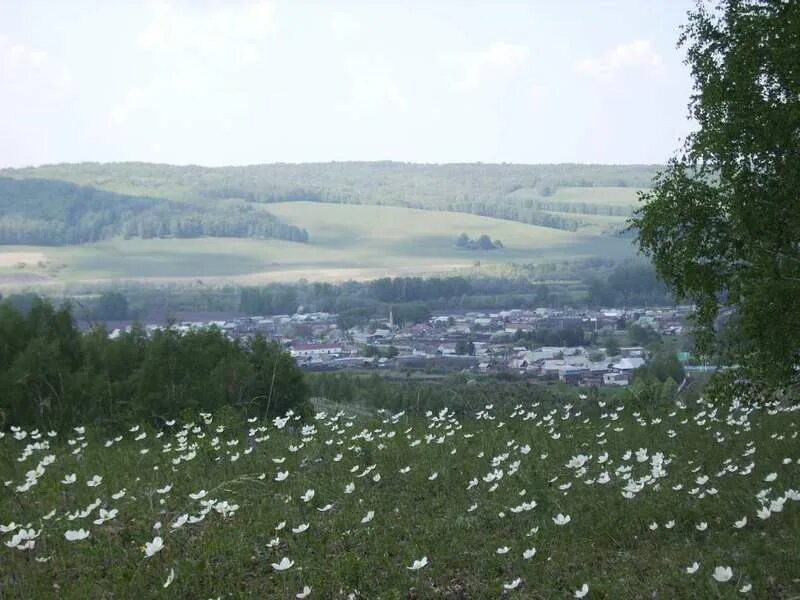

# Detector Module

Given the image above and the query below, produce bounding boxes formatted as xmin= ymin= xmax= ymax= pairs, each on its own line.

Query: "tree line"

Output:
xmin=0 ymin=297 xmax=308 ymax=431
xmin=0 ymin=177 xmax=308 ymax=245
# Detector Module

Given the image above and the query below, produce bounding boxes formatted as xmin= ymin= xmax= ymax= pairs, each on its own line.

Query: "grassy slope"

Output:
xmin=0 ymin=203 xmax=636 ymax=287
xmin=2 ymin=397 xmax=798 ymax=598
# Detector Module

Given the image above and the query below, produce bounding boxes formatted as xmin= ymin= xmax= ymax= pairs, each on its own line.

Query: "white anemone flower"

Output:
xmin=144 ymin=536 xmax=164 ymax=557
xmin=86 ymin=475 xmax=102 ymax=487
xmin=292 ymin=523 xmax=309 ymax=534
xmin=300 ymin=489 xmax=315 ymax=503
xmin=496 ymin=546 xmax=510 ymax=555
xmin=574 ymin=583 xmax=589 ymax=598
xmin=503 ymin=578 xmax=521 ymax=590
xmin=272 ymin=557 xmax=294 ymax=571
xmin=739 ymin=583 xmax=752 ymax=593
xmin=163 ymin=568 xmax=175 ymax=588
xmin=407 ymin=556 xmax=428 ymax=570
xmin=712 ymin=566 xmax=733 ymax=583
xmin=296 ymin=586 xmax=312 ymax=598
xmin=61 ymin=473 xmax=77 ymax=485
xmin=734 ymin=516 xmax=747 ymax=528
xmin=522 ymin=548 xmax=536 ymax=560
xmin=189 ymin=490 xmax=207 ymax=500
xmin=360 ymin=510 xmax=375 ymax=524
xmin=686 ymin=562 xmax=700 ymax=574
xmin=64 ymin=529 xmax=90 ymax=541
xmin=553 ymin=513 xmax=571 ymax=525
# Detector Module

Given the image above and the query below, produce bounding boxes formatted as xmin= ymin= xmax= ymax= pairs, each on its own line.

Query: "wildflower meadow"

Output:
xmin=2 ymin=394 xmax=798 ymax=598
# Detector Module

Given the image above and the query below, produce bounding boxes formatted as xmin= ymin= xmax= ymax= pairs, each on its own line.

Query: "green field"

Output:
xmin=0 ymin=203 xmax=636 ymax=288
xmin=2 ymin=396 xmax=798 ymax=598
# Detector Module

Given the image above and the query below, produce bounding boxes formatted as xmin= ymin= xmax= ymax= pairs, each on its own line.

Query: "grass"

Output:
xmin=2 ymin=395 xmax=798 ymax=598
xmin=508 ymin=187 xmax=645 ymax=208
xmin=0 ymin=203 xmax=637 ymax=288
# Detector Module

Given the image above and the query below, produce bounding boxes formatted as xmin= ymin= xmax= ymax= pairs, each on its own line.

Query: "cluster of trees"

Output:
xmin=0 ymin=177 xmax=308 ymax=245
xmin=455 ymin=233 xmax=504 ymax=250
xmin=368 ymin=276 xmax=472 ymax=303
xmin=0 ymin=297 xmax=307 ymax=431
xmin=512 ymin=326 xmax=589 ymax=348
xmin=633 ymin=0 xmax=800 ymax=393
xmin=584 ymin=263 xmax=673 ymax=308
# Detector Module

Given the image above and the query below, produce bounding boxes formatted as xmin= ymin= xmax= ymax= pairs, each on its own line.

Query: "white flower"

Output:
xmin=156 ymin=484 xmax=172 ymax=494
xmin=64 ymin=529 xmax=90 ymax=541
xmin=296 ymin=586 xmax=312 ymax=599
xmin=503 ymin=578 xmax=521 ymax=590
xmin=86 ymin=475 xmax=102 ymax=487
xmin=696 ymin=521 xmax=708 ymax=531
xmin=523 ymin=548 xmax=536 ymax=560
xmin=292 ymin=523 xmax=309 ymax=534
xmin=712 ymin=566 xmax=733 ymax=582
xmin=300 ymin=489 xmax=315 ymax=503
xmin=360 ymin=510 xmax=374 ymax=524
xmin=756 ymin=507 xmax=771 ymax=520
xmin=144 ymin=536 xmax=164 ymax=557
xmin=275 ymin=470 xmax=289 ymax=482
xmin=163 ymin=568 xmax=175 ymax=588
xmin=739 ymin=583 xmax=752 ymax=593
xmin=574 ymin=583 xmax=589 ymax=598
xmin=686 ymin=562 xmax=700 ymax=574
xmin=553 ymin=513 xmax=571 ymax=526
xmin=428 ymin=472 xmax=438 ymax=481
xmin=407 ymin=556 xmax=428 ymax=570
xmin=664 ymin=520 xmax=675 ymax=529
xmin=171 ymin=514 xmax=188 ymax=530
xmin=734 ymin=516 xmax=747 ymax=528
xmin=272 ymin=557 xmax=294 ymax=571
xmin=496 ymin=546 xmax=510 ymax=555
xmin=317 ymin=504 xmax=333 ymax=512
xmin=61 ymin=473 xmax=77 ymax=485
xmin=189 ymin=489 xmax=207 ymax=500
xmin=344 ymin=483 xmax=355 ymax=494
xmin=764 ymin=472 xmax=777 ymax=482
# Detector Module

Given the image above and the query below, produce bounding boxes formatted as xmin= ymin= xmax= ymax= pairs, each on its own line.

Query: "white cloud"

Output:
xmin=0 ymin=34 xmax=72 ymax=94
xmin=330 ymin=11 xmax=360 ymax=38
xmin=576 ymin=39 xmax=662 ymax=79
xmin=456 ymin=41 xmax=529 ymax=91
xmin=350 ymin=71 xmax=405 ymax=110
xmin=137 ymin=0 xmax=275 ymax=54
xmin=108 ymin=86 xmax=155 ymax=127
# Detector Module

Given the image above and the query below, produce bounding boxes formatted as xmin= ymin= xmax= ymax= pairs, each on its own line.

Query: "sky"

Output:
xmin=0 ymin=0 xmax=697 ymax=168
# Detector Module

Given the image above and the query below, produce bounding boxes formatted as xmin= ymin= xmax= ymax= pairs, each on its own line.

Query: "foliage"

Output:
xmin=0 ymin=297 xmax=307 ymax=431
xmin=631 ymin=0 xmax=800 ymax=389
xmin=456 ymin=233 xmax=504 ymax=250
xmin=0 ymin=176 xmax=308 ymax=245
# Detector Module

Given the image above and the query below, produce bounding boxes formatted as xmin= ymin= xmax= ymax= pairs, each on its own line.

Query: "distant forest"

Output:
xmin=0 ymin=177 xmax=309 ymax=245
xmin=1 ymin=162 xmax=660 ymax=235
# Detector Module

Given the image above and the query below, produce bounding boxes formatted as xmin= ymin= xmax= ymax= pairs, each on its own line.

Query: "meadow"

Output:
xmin=2 ymin=394 xmax=798 ymax=598
xmin=0 ymin=203 xmax=636 ymax=289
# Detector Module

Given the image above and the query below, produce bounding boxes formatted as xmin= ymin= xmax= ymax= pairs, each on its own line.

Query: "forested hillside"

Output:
xmin=2 ymin=162 xmax=658 ymax=234
xmin=0 ymin=177 xmax=309 ymax=245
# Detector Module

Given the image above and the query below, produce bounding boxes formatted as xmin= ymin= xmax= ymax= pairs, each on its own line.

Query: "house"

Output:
xmin=290 ymin=343 xmax=344 ymax=359
xmin=603 ymin=372 xmax=630 ymax=386
xmin=611 ymin=357 xmax=646 ymax=373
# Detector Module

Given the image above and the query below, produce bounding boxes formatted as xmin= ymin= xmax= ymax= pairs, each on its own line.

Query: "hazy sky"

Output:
xmin=1 ymin=0 xmax=696 ymax=168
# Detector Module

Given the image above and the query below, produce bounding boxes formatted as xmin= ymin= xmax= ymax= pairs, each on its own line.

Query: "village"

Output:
xmin=103 ymin=304 xmax=700 ymax=387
